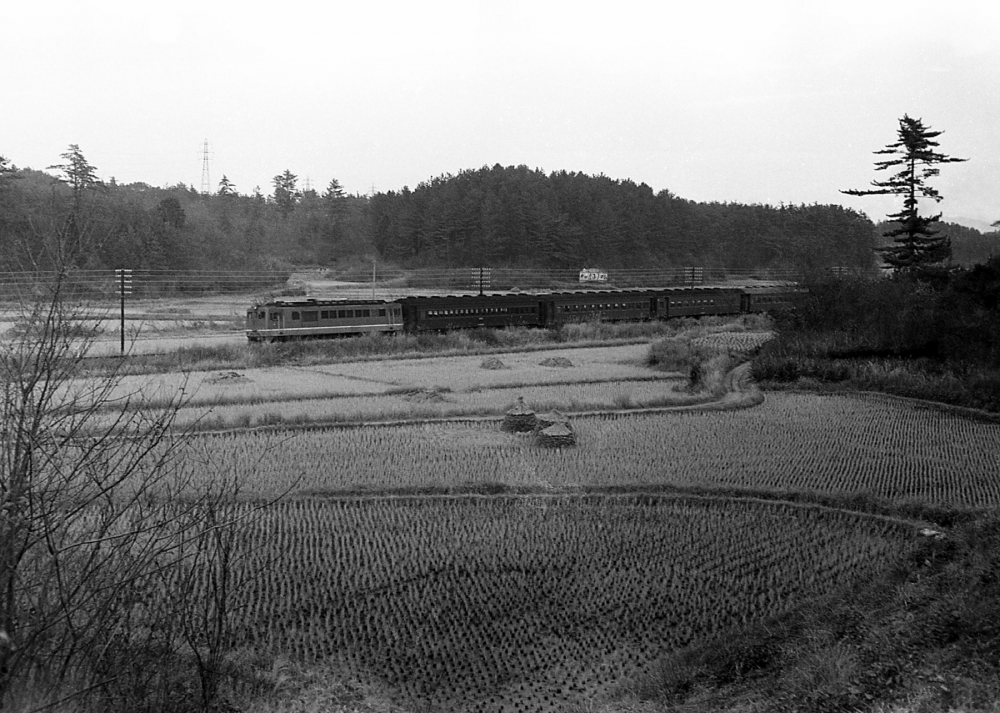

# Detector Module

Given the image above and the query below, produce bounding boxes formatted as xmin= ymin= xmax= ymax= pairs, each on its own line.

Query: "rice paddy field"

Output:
xmin=215 ymin=495 xmax=910 ymax=713
xmin=81 ymin=343 xmax=701 ymax=430
xmin=143 ymin=336 xmax=1000 ymax=711
xmin=191 ymin=392 xmax=1000 ymax=507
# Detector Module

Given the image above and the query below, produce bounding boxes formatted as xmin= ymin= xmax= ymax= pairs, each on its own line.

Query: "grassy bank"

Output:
xmin=605 ymin=510 xmax=1000 ymax=713
xmin=753 ymin=334 xmax=1000 ymax=413
xmin=751 ymin=267 xmax=1000 ymax=413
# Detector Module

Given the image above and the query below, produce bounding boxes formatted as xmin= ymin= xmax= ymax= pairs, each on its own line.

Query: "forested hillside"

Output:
xmin=0 ymin=150 xmax=368 ymax=283
xmin=2 ymin=150 xmax=893 ymax=286
xmin=370 ymin=165 xmax=879 ymax=271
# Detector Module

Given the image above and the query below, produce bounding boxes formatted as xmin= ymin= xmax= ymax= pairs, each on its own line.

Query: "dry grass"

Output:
xmin=184 ymin=377 xmax=693 ymax=431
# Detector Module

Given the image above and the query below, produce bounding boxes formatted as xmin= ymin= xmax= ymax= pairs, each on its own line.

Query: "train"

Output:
xmin=245 ymin=285 xmax=798 ymax=342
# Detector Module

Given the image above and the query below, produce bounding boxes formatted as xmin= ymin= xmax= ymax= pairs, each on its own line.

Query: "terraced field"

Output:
xmin=208 ymin=495 xmax=910 ymax=713
xmin=192 ymin=392 xmax=1000 ymax=507
xmin=157 ymin=337 xmax=1000 ymax=711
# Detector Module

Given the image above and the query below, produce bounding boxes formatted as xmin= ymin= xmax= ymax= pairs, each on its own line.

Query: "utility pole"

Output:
xmin=115 ymin=269 xmax=132 ymax=355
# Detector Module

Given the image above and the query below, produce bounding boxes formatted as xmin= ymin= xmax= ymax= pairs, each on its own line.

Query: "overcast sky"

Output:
xmin=5 ymin=0 xmax=999 ymax=227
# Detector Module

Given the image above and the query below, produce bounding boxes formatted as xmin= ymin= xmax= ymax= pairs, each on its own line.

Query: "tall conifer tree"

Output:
xmin=842 ymin=115 xmax=967 ymax=272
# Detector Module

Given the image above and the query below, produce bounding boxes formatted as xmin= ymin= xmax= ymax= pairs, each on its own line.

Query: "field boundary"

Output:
xmin=289 ymin=486 xmax=945 ymax=539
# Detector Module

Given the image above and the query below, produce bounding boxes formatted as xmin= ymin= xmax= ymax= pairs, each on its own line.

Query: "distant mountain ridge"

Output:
xmin=944 ymin=215 xmax=998 ymax=233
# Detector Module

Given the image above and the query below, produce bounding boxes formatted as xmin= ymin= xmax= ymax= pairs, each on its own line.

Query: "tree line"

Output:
xmin=369 ymin=164 xmax=880 ymax=272
xmin=0 ymin=148 xmax=369 ymax=288
xmin=3 ymin=141 xmax=997 ymax=291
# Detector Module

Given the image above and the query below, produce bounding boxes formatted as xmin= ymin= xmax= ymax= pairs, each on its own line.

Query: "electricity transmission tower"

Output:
xmin=200 ymin=139 xmax=213 ymax=194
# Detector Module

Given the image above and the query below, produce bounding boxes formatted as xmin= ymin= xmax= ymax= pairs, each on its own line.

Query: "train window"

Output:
xmin=302 ymin=311 xmax=319 ymax=323
xmin=291 ymin=312 xmax=300 ymax=320
xmin=320 ymin=311 xmax=328 ymax=319
xmin=257 ymin=311 xmax=265 ymax=319
xmin=270 ymin=313 xmax=279 ymax=321
xmin=379 ymin=308 xmax=386 ymax=317
xmin=361 ymin=309 xmax=370 ymax=317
